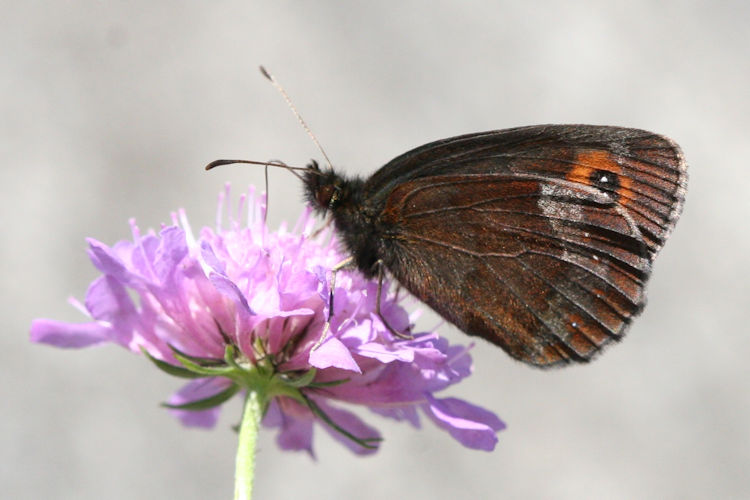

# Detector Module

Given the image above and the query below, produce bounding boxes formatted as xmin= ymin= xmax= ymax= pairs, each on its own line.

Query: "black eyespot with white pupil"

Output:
xmin=589 ymin=169 xmax=621 ymax=199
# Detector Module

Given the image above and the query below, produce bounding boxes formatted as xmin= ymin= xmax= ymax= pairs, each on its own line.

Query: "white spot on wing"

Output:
xmin=538 ymin=184 xmax=583 ymax=226
xmin=538 ymin=184 xmax=584 ymax=261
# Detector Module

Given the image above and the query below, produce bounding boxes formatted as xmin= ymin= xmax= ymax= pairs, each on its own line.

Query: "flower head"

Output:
xmin=31 ymin=185 xmax=504 ymax=455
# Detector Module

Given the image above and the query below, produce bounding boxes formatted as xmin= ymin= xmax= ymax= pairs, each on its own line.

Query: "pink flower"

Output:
xmin=31 ymin=185 xmax=504 ymax=455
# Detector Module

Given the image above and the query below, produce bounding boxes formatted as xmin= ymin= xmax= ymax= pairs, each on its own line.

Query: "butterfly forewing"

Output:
xmin=369 ymin=125 xmax=686 ymax=367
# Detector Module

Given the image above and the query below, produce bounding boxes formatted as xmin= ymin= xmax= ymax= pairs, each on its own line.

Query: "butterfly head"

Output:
xmin=303 ymin=159 xmax=352 ymax=214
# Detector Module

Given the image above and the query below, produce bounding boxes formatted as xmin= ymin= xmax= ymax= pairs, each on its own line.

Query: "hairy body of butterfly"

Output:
xmin=304 ymin=124 xmax=687 ymax=368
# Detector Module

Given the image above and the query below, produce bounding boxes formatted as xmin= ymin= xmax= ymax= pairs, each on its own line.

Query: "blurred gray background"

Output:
xmin=4 ymin=1 xmax=748 ymax=499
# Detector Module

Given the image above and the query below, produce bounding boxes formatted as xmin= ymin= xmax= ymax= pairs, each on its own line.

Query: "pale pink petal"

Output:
xmin=30 ymin=319 xmax=110 ymax=348
xmin=309 ymin=336 xmax=361 ymax=373
xmin=423 ymin=394 xmax=506 ymax=451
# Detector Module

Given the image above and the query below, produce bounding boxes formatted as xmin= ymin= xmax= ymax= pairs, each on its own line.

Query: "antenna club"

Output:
xmin=205 ymin=159 xmax=237 ymax=170
xmin=259 ymin=65 xmax=272 ymax=81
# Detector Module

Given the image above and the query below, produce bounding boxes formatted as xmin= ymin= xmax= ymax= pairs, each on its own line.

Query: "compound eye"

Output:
xmin=315 ymin=184 xmax=336 ymax=208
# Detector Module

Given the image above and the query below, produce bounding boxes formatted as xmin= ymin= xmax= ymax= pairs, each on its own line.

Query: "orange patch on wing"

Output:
xmin=566 ymin=150 xmax=635 ymax=206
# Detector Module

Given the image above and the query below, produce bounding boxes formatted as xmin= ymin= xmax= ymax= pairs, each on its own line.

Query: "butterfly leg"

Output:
xmin=311 ymin=256 xmax=354 ymax=350
xmin=375 ymin=261 xmax=413 ymax=340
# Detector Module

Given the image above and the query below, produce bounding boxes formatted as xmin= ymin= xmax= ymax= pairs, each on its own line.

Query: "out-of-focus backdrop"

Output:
xmin=4 ymin=2 xmax=748 ymax=499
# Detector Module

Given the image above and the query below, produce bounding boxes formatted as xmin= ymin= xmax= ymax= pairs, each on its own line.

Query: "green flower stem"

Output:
xmin=234 ymin=389 xmax=263 ymax=500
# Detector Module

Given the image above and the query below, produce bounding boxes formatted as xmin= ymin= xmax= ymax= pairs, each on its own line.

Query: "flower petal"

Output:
xmin=423 ymin=394 xmax=505 ymax=451
xmin=354 ymin=341 xmax=416 ymax=363
xmin=208 ymin=272 xmax=254 ymax=316
xmin=263 ymin=398 xmax=315 ymax=457
xmin=309 ymin=336 xmax=361 ymax=373
xmin=87 ymin=238 xmax=137 ymax=285
xmin=199 ymin=240 xmax=227 ymax=274
xmin=369 ymin=405 xmax=421 ymax=427
xmin=152 ymin=226 xmax=189 ymax=282
xmin=30 ymin=319 xmax=110 ymax=348
xmin=83 ymin=276 xmax=140 ymax=347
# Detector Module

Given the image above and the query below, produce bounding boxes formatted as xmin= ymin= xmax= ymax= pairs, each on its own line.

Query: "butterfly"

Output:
xmin=301 ymin=124 xmax=687 ymax=368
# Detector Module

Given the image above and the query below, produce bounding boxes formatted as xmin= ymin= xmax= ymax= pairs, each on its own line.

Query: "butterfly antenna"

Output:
xmin=204 ymin=158 xmax=307 ymax=182
xmin=259 ymin=65 xmax=334 ymax=170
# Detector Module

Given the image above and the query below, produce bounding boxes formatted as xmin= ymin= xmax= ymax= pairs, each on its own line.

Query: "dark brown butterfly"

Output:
xmin=301 ymin=125 xmax=687 ymax=368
